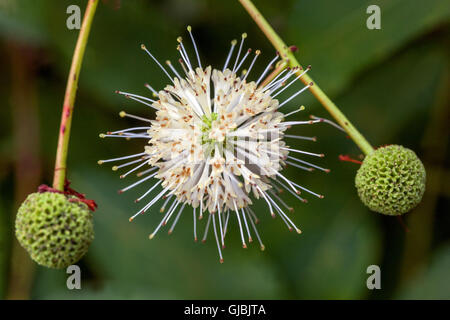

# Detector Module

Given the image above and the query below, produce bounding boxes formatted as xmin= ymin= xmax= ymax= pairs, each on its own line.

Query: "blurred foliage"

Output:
xmin=0 ymin=0 xmax=449 ymax=299
xmin=397 ymin=244 xmax=450 ymax=299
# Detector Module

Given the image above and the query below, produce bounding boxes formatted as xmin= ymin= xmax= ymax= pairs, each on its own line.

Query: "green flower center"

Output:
xmin=201 ymin=112 xmax=218 ymax=146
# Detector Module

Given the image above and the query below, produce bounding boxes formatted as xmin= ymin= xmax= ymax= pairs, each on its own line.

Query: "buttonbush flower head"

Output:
xmin=16 ymin=192 xmax=94 ymax=269
xmin=99 ymin=27 xmax=328 ymax=262
xmin=355 ymin=145 xmax=426 ymax=216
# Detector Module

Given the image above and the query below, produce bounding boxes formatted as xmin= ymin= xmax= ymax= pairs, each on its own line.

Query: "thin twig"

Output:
xmin=53 ymin=0 xmax=99 ymax=190
xmin=238 ymin=0 xmax=374 ymax=156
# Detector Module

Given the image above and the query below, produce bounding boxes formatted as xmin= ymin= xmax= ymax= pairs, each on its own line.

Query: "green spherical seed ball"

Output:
xmin=355 ymin=145 xmax=426 ymax=216
xmin=15 ymin=192 xmax=94 ymax=269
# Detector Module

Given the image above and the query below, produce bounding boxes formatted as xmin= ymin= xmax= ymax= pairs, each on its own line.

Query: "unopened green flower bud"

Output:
xmin=15 ymin=192 xmax=94 ymax=269
xmin=355 ymin=145 xmax=426 ymax=216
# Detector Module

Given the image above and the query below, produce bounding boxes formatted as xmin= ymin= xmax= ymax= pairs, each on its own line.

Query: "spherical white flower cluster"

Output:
xmin=99 ymin=28 xmax=327 ymax=262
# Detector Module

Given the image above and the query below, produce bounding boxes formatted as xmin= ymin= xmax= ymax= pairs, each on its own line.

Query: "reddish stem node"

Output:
xmin=338 ymin=154 xmax=362 ymax=165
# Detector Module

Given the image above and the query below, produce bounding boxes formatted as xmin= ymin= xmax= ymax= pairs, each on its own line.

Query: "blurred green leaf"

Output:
xmin=0 ymin=200 xmax=10 ymax=299
xmin=287 ymin=0 xmax=450 ymax=96
xmin=263 ymin=164 xmax=381 ymax=299
xmin=397 ymin=244 xmax=450 ymax=299
xmin=335 ymin=36 xmax=447 ymax=148
xmin=0 ymin=0 xmax=49 ymax=44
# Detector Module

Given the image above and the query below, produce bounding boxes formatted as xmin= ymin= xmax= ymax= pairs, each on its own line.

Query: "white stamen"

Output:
xmin=287 ymin=156 xmax=330 ymax=172
xmin=290 ymin=180 xmax=324 ymax=199
xmin=149 ymin=208 xmax=172 ymax=239
xmin=223 ymin=210 xmax=230 ymax=236
xmin=212 ymin=213 xmax=224 ymax=263
xmin=233 ymin=200 xmax=247 ymax=248
xmin=217 ymin=206 xmax=225 ymax=248
xmin=187 ymin=26 xmax=202 ymax=69
xmin=284 ymin=134 xmax=316 ymax=142
xmin=100 ymin=133 xmax=149 ymax=139
xmin=177 ymin=37 xmax=193 ymax=72
xmin=234 ymin=48 xmax=252 ymax=74
xmin=119 ymin=111 xmax=152 ymax=123
xmin=160 ymin=194 xmax=173 ymax=212
xmin=116 ymin=90 xmax=155 ymax=103
xmin=136 ymin=166 xmax=158 ymax=177
xmin=232 ymin=33 xmax=247 ymax=72
xmin=272 ymin=178 xmax=307 ymax=203
xmin=265 ymin=67 xmax=296 ymax=92
xmin=124 ymin=94 xmax=158 ymax=110
xmin=109 ymin=127 xmax=151 ymax=135
xmin=280 ymin=119 xmax=322 ymax=126
xmin=262 ymin=68 xmax=289 ymax=91
xmin=144 ymin=83 xmax=158 ymax=96
xmin=272 ymin=66 xmax=310 ymax=98
xmin=265 ymin=191 xmax=301 ymax=233
xmin=112 ymin=157 xmax=148 ymax=171
xmin=119 ymin=171 xmax=157 ymax=193
xmin=98 ymin=152 xmax=146 ymax=165
xmin=135 ymin=179 xmax=162 ymax=203
xmin=164 ymin=199 xmax=181 ymax=225
xmin=141 ymin=44 xmax=174 ymax=84
xmin=281 ymin=147 xmax=324 ymax=158
xmin=256 ymin=186 xmax=274 ymax=217
xmin=223 ymin=39 xmax=237 ymax=71
xmin=245 ymin=208 xmax=265 ymax=250
xmin=269 ymin=189 xmax=293 ymax=212
xmin=284 ymin=105 xmax=305 ymax=118
xmin=168 ymin=203 xmax=186 ymax=234
xmin=256 ymin=54 xmax=279 ymax=86
xmin=242 ymin=50 xmax=260 ymax=81
xmin=193 ymin=207 xmax=197 ymax=241
xmin=119 ymin=159 xmax=150 ymax=179
xmin=165 ymin=60 xmax=183 ymax=79
xmin=286 ymin=160 xmax=313 ymax=172
xmin=310 ymin=115 xmax=346 ymax=132
xmin=278 ymin=82 xmax=313 ymax=108
xmin=246 ymin=206 xmax=259 ymax=224
xmin=241 ymin=208 xmax=252 ymax=243
xmin=202 ymin=214 xmax=212 ymax=242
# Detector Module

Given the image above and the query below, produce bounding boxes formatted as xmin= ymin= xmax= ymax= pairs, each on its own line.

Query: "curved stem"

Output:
xmin=238 ymin=0 xmax=374 ymax=156
xmin=53 ymin=0 xmax=99 ymax=190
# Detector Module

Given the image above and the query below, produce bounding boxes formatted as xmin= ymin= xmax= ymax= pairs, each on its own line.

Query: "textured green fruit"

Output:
xmin=15 ymin=192 xmax=94 ymax=269
xmin=355 ymin=145 xmax=426 ymax=216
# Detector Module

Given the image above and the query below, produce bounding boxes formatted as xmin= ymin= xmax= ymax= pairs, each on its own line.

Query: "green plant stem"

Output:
xmin=238 ymin=0 xmax=374 ymax=156
xmin=53 ymin=0 xmax=99 ymax=190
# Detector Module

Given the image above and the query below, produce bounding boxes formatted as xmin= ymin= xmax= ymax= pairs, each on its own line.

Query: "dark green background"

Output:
xmin=0 ymin=0 xmax=448 ymax=299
